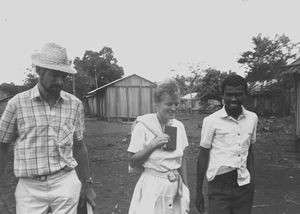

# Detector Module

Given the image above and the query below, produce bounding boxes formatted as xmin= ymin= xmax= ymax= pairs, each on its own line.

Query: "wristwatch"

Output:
xmin=84 ymin=177 xmax=94 ymax=184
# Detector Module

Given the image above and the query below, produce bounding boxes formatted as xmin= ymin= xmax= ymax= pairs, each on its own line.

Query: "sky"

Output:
xmin=0 ymin=0 xmax=299 ymax=85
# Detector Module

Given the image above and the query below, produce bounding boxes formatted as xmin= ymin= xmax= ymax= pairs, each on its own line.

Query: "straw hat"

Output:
xmin=31 ymin=43 xmax=77 ymax=74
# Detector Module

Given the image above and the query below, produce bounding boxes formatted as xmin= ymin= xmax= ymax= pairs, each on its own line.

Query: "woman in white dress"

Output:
xmin=128 ymin=79 xmax=190 ymax=214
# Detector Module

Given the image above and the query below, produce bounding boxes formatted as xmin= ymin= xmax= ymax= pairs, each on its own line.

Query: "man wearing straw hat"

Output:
xmin=0 ymin=42 xmax=96 ymax=213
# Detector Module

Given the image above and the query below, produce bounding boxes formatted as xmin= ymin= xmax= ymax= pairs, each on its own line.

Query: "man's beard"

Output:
xmin=40 ymin=80 xmax=62 ymax=97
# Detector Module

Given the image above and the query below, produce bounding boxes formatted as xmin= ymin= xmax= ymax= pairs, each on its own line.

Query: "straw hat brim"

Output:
xmin=32 ymin=53 xmax=77 ymax=74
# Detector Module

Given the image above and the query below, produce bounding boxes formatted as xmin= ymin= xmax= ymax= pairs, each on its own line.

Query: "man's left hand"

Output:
xmin=79 ymin=184 xmax=96 ymax=209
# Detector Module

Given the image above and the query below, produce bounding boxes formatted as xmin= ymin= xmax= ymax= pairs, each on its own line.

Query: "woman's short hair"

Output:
xmin=154 ymin=78 xmax=180 ymax=103
xmin=221 ymin=74 xmax=248 ymax=94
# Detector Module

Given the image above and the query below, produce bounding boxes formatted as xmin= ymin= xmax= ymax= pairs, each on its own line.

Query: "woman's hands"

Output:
xmin=129 ymin=133 xmax=170 ymax=169
xmin=150 ymin=134 xmax=170 ymax=150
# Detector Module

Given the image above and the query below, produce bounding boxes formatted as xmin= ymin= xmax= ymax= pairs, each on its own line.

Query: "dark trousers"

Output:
xmin=208 ymin=170 xmax=254 ymax=214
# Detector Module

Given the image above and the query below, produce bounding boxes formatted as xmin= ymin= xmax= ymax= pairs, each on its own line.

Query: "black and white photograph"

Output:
xmin=0 ymin=0 xmax=299 ymax=213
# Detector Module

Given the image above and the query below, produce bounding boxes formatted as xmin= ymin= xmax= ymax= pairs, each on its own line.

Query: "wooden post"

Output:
xmin=295 ymin=74 xmax=300 ymax=152
xmin=106 ymin=89 xmax=110 ymax=122
xmin=97 ymin=93 xmax=100 ymax=118
xmin=139 ymin=86 xmax=142 ymax=116
xmin=72 ymin=75 xmax=76 ymax=96
xmin=150 ymin=87 xmax=154 ymax=113
xmin=115 ymin=87 xmax=118 ymax=119
xmin=126 ymin=87 xmax=129 ymax=121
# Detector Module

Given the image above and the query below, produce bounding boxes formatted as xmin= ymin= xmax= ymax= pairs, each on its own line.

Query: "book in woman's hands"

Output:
xmin=164 ymin=125 xmax=177 ymax=151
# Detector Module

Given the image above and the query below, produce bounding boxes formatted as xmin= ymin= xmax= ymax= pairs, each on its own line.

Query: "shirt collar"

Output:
xmin=30 ymin=84 xmax=41 ymax=100
xmin=219 ymin=105 xmax=247 ymax=120
xmin=30 ymin=84 xmax=67 ymax=101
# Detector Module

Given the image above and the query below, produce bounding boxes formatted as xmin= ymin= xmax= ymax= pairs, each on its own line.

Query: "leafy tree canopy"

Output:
xmin=238 ymin=34 xmax=300 ymax=83
xmin=23 ymin=68 xmax=38 ymax=88
xmin=173 ymin=64 xmax=234 ymax=102
xmin=74 ymin=46 xmax=124 ymax=90
xmin=196 ymin=68 xmax=235 ymax=101
xmin=173 ymin=63 xmax=204 ymax=96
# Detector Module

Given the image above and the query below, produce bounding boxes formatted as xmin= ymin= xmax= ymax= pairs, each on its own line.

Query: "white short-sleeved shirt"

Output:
xmin=128 ymin=114 xmax=189 ymax=172
xmin=200 ymin=106 xmax=258 ymax=186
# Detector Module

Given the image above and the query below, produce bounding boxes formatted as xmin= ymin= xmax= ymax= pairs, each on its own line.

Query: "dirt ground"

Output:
xmin=1 ymin=113 xmax=300 ymax=214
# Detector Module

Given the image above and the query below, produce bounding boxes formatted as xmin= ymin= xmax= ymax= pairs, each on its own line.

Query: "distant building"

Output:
xmin=0 ymin=89 xmax=10 ymax=100
xmin=85 ymin=74 xmax=157 ymax=121
xmin=282 ymin=57 xmax=300 ymax=151
xmin=0 ymin=85 xmax=25 ymax=115
xmin=180 ymin=92 xmax=200 ymax=112
xmin=0 ymin=95 xmax=13 ymax=115
xmin=245 ymin=79 xmax=291 ymax=117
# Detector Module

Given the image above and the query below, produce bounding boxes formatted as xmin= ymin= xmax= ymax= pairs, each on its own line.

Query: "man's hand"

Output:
xmin=195 ymin=193 xmax=206 ymax=214
xmin=79 ymin=184 xmax=96 ymax=209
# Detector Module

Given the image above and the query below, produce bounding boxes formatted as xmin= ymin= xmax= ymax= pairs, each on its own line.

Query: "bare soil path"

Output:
xmin=1 ymin=114 xmax=299 ymax=214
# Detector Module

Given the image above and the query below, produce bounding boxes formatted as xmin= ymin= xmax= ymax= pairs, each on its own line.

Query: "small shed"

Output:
xmin=0 ymin=89 xmax=10 ymax=100
xmin=245 ymin=80 xmax=291 ymax=117
xmin=85 ymin=74 xmax=157 ymax=121
xmin=0 ymin=89 xmax=14 ymax=116
xmin=0 ymin=95 xmax=13 ymax=116
xmin=180 ymin=92 xmax=200 ymax=112
xmin=282 ymin=57 xmax=300 ymax=151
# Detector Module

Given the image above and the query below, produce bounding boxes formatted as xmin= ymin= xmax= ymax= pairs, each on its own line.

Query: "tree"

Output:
xmin=23 ymin=68 xmax=39 ymax=88
xmin=196 ymin=68 xmax=235 ymax=102
xmin=74 ymin=46 xmax=124 ymax=89
xmin=70 ymin=69 xmax=92 ymax=99
xmin=173 ymin=63 xmax=204 ymax=96
xmin=238 ymin=34 xmax=300 ymax=83
xmin=0 ymin=82 xmax=26 ymax=95
xmin=174 ymin=75 xmax=188 ymax=95
xmin=173 ymin=64 xmax=234 ymax=102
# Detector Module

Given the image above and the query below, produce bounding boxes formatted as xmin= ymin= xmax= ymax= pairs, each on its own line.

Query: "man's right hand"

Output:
xmin=195 ymin=193 xmax=206 ymax=214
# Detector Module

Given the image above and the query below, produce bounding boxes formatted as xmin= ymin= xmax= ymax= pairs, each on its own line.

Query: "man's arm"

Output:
xmin=178 ymin=151 xmax=188 ymax=186
xmin=195 ymin=146 xmax=210 ymax=214
xmin=73 ymin=138 xmax=96 ymax=208
xmin=247 ymin=144 xmax=254 ymax=183
xmin=0 ymin=143 xmax=10 ymax=180
xmin=0 ymin=99 xmax=17 ymax=180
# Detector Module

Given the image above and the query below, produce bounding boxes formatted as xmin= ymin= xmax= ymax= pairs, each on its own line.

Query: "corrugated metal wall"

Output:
xmin=86 ymin=75 xmax=156 ymax=120
xmin=106 ymin=86 xmax=154 ymax=118
xmin=245 ymin=90 xmax=292 ymax=117
xmin=296 ymin=74 xmax=300 ymax=137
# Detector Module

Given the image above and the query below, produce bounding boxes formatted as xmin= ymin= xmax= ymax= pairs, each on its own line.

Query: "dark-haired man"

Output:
xmin=0 ymin=43 xmax=96 ymax=214
xmin=195 ymin=75 xmax=258 ymax=214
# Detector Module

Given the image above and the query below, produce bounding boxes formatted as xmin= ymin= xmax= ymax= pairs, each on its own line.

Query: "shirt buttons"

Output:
xmin=237 ymin=133 xmax=240 ymax=136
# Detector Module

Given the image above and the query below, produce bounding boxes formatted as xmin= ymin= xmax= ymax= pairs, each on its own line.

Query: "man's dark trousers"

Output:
xmin=208 ymin=170 xmax=254 ymax=214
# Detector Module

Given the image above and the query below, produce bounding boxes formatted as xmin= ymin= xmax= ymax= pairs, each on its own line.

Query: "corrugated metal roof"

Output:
xmin=281 ymin=57 xmax=300 ymax=74
xmin=288 ymin=58 xmax=300 ymax=67
xmin=181 ymin=92 xmax=198 ymax=100
xmin=0 ymin=95 xmax=13 ymax=102
xmin=87 ymin=74 xmax=156 ymax=95
xmin=282 ymin=66 xmax=300 ymax=74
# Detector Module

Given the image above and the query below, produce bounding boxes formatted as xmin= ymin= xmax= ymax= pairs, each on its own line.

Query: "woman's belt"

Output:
xmin=143 ymin=168 xmax=190 ymax=213
xmin=143 ymin=168 xmax=180 ymax=182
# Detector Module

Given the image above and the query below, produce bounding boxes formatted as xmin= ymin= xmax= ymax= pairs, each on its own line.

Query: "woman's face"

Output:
xmin=156 ymin=92 xmax=180 ymax=123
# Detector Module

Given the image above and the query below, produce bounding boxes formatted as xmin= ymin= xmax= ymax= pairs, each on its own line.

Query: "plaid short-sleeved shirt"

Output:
xmin=0 ymin=84 xmax=85 ymax=177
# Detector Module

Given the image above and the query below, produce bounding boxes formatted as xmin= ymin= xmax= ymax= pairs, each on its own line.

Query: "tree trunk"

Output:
xmin=72 ymin=75 xmax=76 ymax=96
xmin=95 ymin=73 xmax=98 ymax=88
